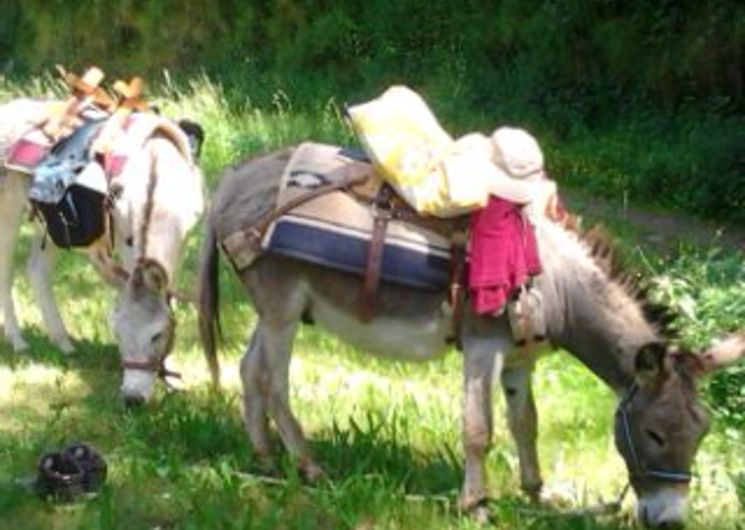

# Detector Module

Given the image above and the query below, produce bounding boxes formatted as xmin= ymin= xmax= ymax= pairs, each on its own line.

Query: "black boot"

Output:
xmin=62 ymin=442 xmax=107 ymax=493
xmin=35 ymin=451 xmax=85 ymax=501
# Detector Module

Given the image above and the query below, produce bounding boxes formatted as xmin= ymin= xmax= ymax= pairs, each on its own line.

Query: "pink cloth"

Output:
xmin=6 ymin=133 xmax=53 ymax=173
xmin=468 ymin=196 xmax=542 ymax=314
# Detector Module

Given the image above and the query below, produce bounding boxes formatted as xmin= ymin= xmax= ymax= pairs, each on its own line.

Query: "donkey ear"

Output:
xmin=139 ymin=259 xmax=169 ymax=294
xmin=634 ymin=342 xmax=668 ymax=385
xmin=178 ymin=119 xmax=205 ymax=160
xmin=698 ymin=332 xmax=745 ymax=375
xmin=670 ymin=350 xmax=706 ymax=378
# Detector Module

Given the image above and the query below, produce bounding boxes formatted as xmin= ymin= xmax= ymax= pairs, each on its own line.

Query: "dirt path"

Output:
xmin=563 ymin=189 xmax=745 ymax=253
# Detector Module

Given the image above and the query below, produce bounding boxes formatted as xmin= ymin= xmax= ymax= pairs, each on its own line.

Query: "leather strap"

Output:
xmin=448 ymin=230 xmax=468 ymax=349
xmin=241 ymin=162 xmax=372 ymax=250
xmin=360 ymin=192 xmax=392 ymax=321
xmin=351 ymin=191 xmax=465 ymax=239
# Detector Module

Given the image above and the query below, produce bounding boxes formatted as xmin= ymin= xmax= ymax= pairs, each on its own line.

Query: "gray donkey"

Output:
xmin=0 ymin=98 xmax=205 ymax=400
xmin=197 ymin=146 xmax=744 ymax=529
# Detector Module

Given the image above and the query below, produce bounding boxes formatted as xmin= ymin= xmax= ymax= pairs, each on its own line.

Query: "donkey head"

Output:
xmin=614 ymin=335 xmax=744 ymax=528
xmin=112 ymin=258 xmax=175 ymax=406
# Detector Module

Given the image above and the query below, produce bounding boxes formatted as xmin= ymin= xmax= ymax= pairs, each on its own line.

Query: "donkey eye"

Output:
xmin=645 ymin=429 xmax=666 ymax=447
xmin=151 ymin=332 xmax=163 ymax=344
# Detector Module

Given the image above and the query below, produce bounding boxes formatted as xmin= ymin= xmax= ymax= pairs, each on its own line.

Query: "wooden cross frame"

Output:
xmin=41 ymin=66 xmax=115 ymax=141
xmin=91 ymin=76 xmax=151 ymax=157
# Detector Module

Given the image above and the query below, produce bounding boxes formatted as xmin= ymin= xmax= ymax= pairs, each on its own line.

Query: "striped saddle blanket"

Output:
xmin=262 ymin=142 xmax=454 ymax=290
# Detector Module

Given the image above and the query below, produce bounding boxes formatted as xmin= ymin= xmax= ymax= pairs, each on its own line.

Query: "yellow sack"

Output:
xmin=347 ymin=85 xmax=491 ymax=217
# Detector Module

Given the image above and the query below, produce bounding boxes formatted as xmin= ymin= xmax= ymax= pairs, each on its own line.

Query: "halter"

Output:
xmin=121 ymin=354 xmax=181 ymax=389
xmin=616 ymin=383 xmax=693 ymax=484
xmin=120 ymin=306 xmax=181 ymax=389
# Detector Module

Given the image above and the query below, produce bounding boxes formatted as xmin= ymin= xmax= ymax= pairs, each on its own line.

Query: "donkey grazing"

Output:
xmin=197 ymin=147 xmax=744 ymax=528
xmin=0 ymin=98 xmax=205 ymax=402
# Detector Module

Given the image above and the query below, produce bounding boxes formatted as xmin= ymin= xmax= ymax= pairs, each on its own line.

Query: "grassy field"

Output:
xmin=0 ymin=78 xmax=743 ymax=529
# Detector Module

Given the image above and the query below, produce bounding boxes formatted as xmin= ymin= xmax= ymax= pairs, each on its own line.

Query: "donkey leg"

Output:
xmin=0 ymin=173 xmax=28 ymax=352
xmin=27 ymin=233 xmax=74 ymax=353
xmin=460 ymin=342 xmax=502 ymax=516
xmin=501 ymin=365 xmax=543 ymax=500
xmin=239 ymin=325 xmax=274 ymax=470
xmin=261 ymin=320 xmax=324 ymax=481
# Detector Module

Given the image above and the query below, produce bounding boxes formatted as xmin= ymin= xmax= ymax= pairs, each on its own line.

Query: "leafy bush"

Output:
xmin=648 ymin=247 xmax=745 ymax=428
xmin=2 ymin=0 xmax=742 ymax=224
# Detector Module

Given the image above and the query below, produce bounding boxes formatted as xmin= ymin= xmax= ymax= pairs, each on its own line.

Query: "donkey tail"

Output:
xmin=198 ymin=221 xmax=222 ymax=388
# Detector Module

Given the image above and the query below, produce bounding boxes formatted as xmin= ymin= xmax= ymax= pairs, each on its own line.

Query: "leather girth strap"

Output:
xmin=448 ymin=231 xmax=468 ymax=349
xmin=359 ymin=184 xmax=395 ymax=321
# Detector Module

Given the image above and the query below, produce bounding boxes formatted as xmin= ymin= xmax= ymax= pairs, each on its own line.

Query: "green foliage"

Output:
xmin=547 ymin=108 xmax=745 ymax=224
xmin=2 ymin=0 xmax=743 ymax=223
xmin=3 ymin=0 xmax=742 ymax=103
xmin=1 ymin=327 xmax=742 ymax=529
xmin=646 ymin=247 xmax=745 ymax=428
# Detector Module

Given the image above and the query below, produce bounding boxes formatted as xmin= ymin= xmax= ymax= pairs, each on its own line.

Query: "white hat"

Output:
xmin=491 ymin=126 xmax=544 ymax=179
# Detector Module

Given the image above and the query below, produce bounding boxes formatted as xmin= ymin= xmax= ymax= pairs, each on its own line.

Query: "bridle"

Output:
xmin=616 ymin=383 xmax=694 ymax=484
xmin=120 ymin=311 xmax=182 ymax=389
xmin=121 ymin=355 xmax=181 ymax=387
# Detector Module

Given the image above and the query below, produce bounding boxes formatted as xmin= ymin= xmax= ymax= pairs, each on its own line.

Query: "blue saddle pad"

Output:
xmin=261 ymin=142 xmax=453 ymax=291
xmin=265 ymin=212 xmax=450 ymax=290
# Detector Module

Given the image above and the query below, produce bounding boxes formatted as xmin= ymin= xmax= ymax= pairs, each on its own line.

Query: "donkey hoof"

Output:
xmin=56 ymin=339 xmax=75 ymax=355
xmin=11 ymin=337 xmax=29 ymax=353
xmin=472 ymin=504 xmax=492 ymax=526
xmin=299 ymin=459 xmax=326 ymax=483
xmin=537 ymin=482 xmax=576 ymax=508
xmin=254 ymin=454 xmax=277 ymax=476
xmin=462 ymin=498 xmax=493 ymax=526
xmin=521 ymin=481 xmax=544 ymax=503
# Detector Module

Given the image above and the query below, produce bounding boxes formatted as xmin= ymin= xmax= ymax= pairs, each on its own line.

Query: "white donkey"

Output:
xmin=0 ymin=98 xmax=205 ymax=402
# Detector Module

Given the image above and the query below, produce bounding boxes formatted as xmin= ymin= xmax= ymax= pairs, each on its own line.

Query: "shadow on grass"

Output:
xmin=0 ymin=363 xmax=642 ymax=530
xmin=0 ymin=329 xmax=122 ymax=405
xmin=0 ymin=323 xmax=643 ymax=530
xmin=0 ymin=330 xmax=118 ymax=369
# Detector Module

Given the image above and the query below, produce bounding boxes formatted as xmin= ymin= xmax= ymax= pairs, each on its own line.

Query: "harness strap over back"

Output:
xmin=221 ymin=162 xmax=373 ymax=270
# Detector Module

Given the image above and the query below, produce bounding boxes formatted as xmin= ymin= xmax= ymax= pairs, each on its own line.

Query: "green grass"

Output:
xmin=1 ymin=77 xmax=744 ymax=529
xmin=1 ymin=251 xmax=742 ymax=530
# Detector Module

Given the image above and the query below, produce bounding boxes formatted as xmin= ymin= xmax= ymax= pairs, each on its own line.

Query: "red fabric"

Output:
xmin=468 ymin=196 xmax=542 ymax=314
xmin=6 ymin=138 xmax=51 ymax=172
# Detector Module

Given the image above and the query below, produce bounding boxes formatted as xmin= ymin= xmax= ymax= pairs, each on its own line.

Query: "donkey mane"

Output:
xmin=578 ymin=224 xmax=678 ymax=340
